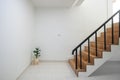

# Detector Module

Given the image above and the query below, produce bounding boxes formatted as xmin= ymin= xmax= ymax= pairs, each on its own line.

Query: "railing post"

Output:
xmin=119 ymin=10 xmax=120 ymax=37
xmin=75 ymin=49 xmax=78 ymax=69
xmin=95 ymin=32 xmax=98 ymax=56
xmin=79 ymin=46 xmax=82 ymax=69
xmin=104 ymin=25 xmax=106 ymax=50
xmin=112 ymin=18 xmax=114 ymax=44
xmin=88 ymin=38 xmax=90 ymax=63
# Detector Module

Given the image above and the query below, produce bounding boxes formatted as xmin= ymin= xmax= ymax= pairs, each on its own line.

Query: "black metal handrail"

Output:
xmin=72 ymin=10 xmax=120 ymax=70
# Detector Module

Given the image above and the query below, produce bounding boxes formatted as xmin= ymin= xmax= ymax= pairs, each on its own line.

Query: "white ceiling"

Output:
xmin=31 ymin=0 xmax=84 ymax=8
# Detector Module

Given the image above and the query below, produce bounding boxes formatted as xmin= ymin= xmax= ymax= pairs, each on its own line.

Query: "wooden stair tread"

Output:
xmin=85 ymin=46 xmax=103 ymax=52
xmin=83 ymin=50 xmax=103 ymax=58
xmin=106 ymin=23 xmax=119 ymax=32
xmin=83 ymin=50 xmax=96 ymax=58
xmin=72 ymin=56 xmax=87 ymax=68
xmin=97 ymin=36 xmax=119 ymax=45
xmin=97 ymin=40 xmax=118 ymax=45
xmin=69 ymin=59 xmax=86 ymax=76
xmin=106 ymin=27 xmax=119 ymax=32
xmin=90 ymin=41 xmax=112 ymax=45
xmin=79 ymin=55 xmax=93 ymax=65
xmin=90 ymin=41 xmax=111 ymax=51
xmin=90 ymin=41 xmax=111 ymax=46
xmin=77 ymin=55 xmax=93 ymax=65
xmin=84 ymin=46 xmax=103 ymax=58
xmin=99 ymin=36 xmax=119 ymax=39
xmin=106 ymin=28 xmax=119 ymax=32
xmin=101 ymin=31 xmax=119 ymax=35
xmin=101 ymin=32 xmax=119 ymax=38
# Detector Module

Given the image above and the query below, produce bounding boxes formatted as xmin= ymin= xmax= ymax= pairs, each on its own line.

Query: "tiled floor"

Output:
xmin=17 ymin=61 xmax=76 ymax=80
xmin=17 ymin=61 xmax=120 ymax=80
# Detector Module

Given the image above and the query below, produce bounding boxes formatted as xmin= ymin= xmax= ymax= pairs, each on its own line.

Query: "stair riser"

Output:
xmin=90 ymin=43 xmax=111 ymax=51
xmin=106 ymin=28 xmax=119 ymax=32
xmin=68 ymin=59 xmax=75 ymax=70
xmin=101 ymin=32 xmax=119 ymax=38
xmin=69 ymin=59 xmax=86 ymax=76
xmin=97 ymin=36 xmax=119 ymax=44
xmin=84 ymin=47 xmax=102 ymax=58
xmin=69 ymin=59 xmax=85 ymax=71
xmin=91 ymin=41 xmax=112 ymax=45
xmin=106 ymin=23 xmax=119 ymax=31
xmin=75 ymin=56 xmax=87 ymax=70
xmin=106 ymin=24 xmax=119 ymax=32
xmin=82 ymin=53 xmax=94 ymax=64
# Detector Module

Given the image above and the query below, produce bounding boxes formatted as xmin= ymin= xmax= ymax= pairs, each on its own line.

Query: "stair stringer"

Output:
xmin=78 ymin=38 xmax=120 ymax=77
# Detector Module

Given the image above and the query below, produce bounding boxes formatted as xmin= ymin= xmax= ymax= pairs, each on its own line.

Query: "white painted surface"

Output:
xmin=17 ymin=61 xmax=76 ymax=80
xmin=74 ymin=0 xmax=84 ymax=6
xmin=113 ymin=0 xmax=120 ymax=14
xmin=0 ymin=0 xmax=34 ymax=80
xmin=35 ymin=0 xmax=109 ymax=61
xmin=109 ymin=39 xmax=120 ymax=61
xmin=112 ymin=0 xmax=120 ymax=22
xmin=32 ymin=0 xmax=84 ymax=8
xmin=17 ymin=61 xmax=120 ymax=80
xmin=107 ymin=0 xmax=113 ymax=18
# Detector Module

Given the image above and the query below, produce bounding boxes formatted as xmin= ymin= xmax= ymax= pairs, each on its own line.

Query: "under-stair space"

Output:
xmin=69 ymin=10 xmax=120 ymax=77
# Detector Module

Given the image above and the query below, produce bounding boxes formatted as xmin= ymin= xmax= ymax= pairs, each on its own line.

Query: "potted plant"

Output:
xmin=32 ymin=48 xmax=41 ymax=65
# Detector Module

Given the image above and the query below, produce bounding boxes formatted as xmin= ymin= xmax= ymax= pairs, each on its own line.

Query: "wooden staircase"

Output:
xmin=68 ymin=10 xmax=120 ymax=77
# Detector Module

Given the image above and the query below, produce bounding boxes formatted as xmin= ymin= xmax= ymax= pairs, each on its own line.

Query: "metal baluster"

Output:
xmin=75 ymin=49 xmax=78 ymax=69
xmin=95 ymin=32 xmax=98 ymax=56
xmin=112 ymin=18 xmax=114 ymax=44
xmin=119 ymin=11 xmax=120 ymax=37
xmin=104 ymin=25 xmax=106 ymax=50
xmin=79 ymin=46 xmax=82 ymax=69
xmin=88 ymin=38 xmax=90 ymax=63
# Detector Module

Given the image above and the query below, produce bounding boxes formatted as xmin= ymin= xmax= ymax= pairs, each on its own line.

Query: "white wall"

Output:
xmin=112 ymin=0 xmax=120 ymax=22
xmin=113 ymin=0 xmax=120 ymax=14
xmin=0 ymin=0 xmax=34 ymax=80
xmin=109 ymin=39 xmax=120 ymax=61
xmin=35 ymin=0 xmax=110 ymax=61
